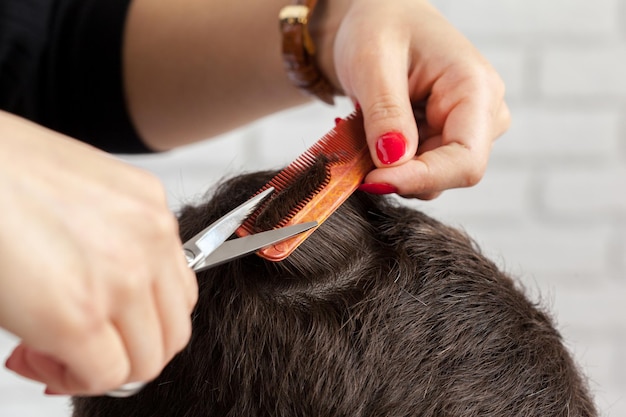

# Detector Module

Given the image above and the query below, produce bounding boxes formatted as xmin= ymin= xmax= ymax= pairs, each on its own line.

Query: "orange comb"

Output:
xmin=236 ymin=108 xmax=374 ymax=261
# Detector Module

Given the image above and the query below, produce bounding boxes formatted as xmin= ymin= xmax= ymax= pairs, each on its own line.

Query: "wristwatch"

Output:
xmin=279 ymin=0 xmax=337 ymax=104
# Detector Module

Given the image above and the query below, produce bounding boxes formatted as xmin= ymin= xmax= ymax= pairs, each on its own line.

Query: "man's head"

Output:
xmin=73 ymin=170 xmax=597 ymax=417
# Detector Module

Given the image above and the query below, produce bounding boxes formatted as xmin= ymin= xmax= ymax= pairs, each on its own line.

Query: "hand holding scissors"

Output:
xmin=106 ymin=187 xmax=316 ymax=397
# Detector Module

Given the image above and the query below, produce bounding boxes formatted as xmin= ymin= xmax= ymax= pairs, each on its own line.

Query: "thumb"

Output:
xmin=350 ymin=53 xmax=418 ymax=167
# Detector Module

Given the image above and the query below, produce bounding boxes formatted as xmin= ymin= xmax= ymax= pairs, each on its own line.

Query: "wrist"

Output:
xmin=279 ymin=0 xmax=342 ymax=104
xmin=307 ymin=0 xmax=346 ymax=94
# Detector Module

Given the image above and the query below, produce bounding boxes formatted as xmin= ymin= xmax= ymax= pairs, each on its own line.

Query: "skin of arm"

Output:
xmin=123 ymin=0 xmax=510 ymax=199
xmin=123 ymin=0 xmax=311 ymax=149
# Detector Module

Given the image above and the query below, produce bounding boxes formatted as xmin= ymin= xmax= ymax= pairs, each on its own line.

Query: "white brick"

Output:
xmin=406 ymin=168 xmax=531 ymax=223
xmin=463 ymin=224 xmax=613 ymax=283
xmin=557 ymin=329 xmax=626 ymax=417
xmin=541 ymin=45 xmax=626 ymax=97
xmin=557 ymin=331 xmax=615 ymax=400
xmin=122 ymin=125 xmax=250 ymax=173
xmin=480 ymin=47 xmax=526 ymax=100
xmin=542 ymin=166 xmax=626 ymax=217
xmin=551 ymin=282 xmax=626 ymax=331
xmin=0 ymin=400 xmax=71 ymax=417
xmin=596 ymin=390 xmax=626 ymax=417
xmin=550 ymin=287 xmax=626 ymax=410
xmin=446 ymin=0 xmax=620 ymax=38
xmin=254 ymin=99 xmax=355 ymax=167
xmin=616 ymin=331 xmax=626 ymax=387
xmin=492 ymin=106 xmax=621 ymax=161
xmin=619 ymin=227 xmax=626 ymax=276
xmin=121 ymin=128 xmax=255 ymax=208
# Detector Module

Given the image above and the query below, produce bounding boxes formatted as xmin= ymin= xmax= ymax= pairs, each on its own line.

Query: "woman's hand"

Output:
xmin=0 ymin=111 xmax=198 ymax=395
xmin=313 ymin=0 xmax=511 ymax=199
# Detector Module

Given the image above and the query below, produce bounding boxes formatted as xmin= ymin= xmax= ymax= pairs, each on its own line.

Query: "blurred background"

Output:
xmin=1 ymin=0 xmax=625 ymax=415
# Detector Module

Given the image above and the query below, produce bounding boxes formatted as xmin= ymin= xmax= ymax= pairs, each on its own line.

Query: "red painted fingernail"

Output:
xmin=334 ymin=117 xmax=343 ymax=126
xmin=358 ymin=183 xmax=398 ymax=195
xmin=44 ymin=388 xmax=64 ymax=396
xmin=4 ymin=356 xmax=14 ymax=370
xmin=354 ymin=101 xmax=361 ymax=111
xmin=376 ymin=132 xmax=406 ymax=165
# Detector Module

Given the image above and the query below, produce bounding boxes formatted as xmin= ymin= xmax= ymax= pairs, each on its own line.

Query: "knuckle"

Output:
xmin=185 ymin=271 xmax=199 ymax=309
xmin=104 ymin=263 xmax=153 ymax=305
xmin=482 ymin=64 xmax=506 ymax=95
xmin=91 ymin=368 xmax=128 ymax=394
xmin=118 ymin=269 xmax=149 ymax=299
xmin=166 ymin=317 xmax=193 ymax=359
xmin=130 ymin=169 xmax=169 ymax=209
xmin=177 ymin=318 xmax=194 ymax=352
xmin=499 ymin=102 xmax=512 ymax=133
xmin=177 ymin=319 xmax=193 ymax=351
xmin=131 ymin=210 xmax=179 ymax=257
xmin=463 ymin=160 xmax=486 ymax=187
xmin=136 ymin=170 xmax=166 ymax=197
xmin=124 ymin=341 xmax=166 ymax=384
xmin=188 ymin=287 xmax=199 ymax=311
xmin=73 ymin=355 xmax=129 ymax=395
xmin=364 ymin=95 xmax=406 ymax=125
xmin=124 ymin=176 xmax=173 ymax=235
xmin=463 ymin=62 xmax=506 ymax=98
xmin=60 ymin=295 xmax=108 ymax=341
xmin=133 ymin=356 xmax=164 ymax=383
xmin=146 ymin=208 xmax=179 ymax=239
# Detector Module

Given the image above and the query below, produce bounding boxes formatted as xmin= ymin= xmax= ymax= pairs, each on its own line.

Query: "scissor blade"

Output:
xmin=193 ymin=221 xmax=318 ymax=271
xmin=183 ymin=187 xmax=275 ymax=266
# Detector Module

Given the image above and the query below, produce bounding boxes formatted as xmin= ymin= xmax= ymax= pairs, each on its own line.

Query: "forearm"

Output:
xmin=123 ymin=0 xmax=313 ymax=150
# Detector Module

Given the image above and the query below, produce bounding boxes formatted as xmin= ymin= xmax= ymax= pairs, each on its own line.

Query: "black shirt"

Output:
xmin=0 ymin=0 xmax=150 ymax=153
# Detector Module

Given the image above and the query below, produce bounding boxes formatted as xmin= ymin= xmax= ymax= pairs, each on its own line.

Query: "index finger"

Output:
xmin=362 ymin=92 xmax=505 ymax=198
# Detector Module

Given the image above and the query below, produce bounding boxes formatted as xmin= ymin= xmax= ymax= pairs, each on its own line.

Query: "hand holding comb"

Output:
xmin=236 ymin=109 xmax=373 ymax=261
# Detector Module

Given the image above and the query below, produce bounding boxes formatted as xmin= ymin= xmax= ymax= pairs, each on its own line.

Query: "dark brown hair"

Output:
xmin=73 ymin=170 xmax=597 ymax=417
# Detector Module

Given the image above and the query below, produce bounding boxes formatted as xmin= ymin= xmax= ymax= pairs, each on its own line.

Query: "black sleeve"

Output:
xmin=0 ymin=0 xmax=152 ymax=153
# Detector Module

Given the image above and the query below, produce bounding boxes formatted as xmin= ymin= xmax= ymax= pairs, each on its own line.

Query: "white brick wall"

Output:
xmin=446 ymin=0 xmax=621 ymax=38
xmin=2 ymin=0 xmax=625 ymax=415
xmin=493 ymin=106 xmax=621 ymax=160
xmin=440 ymin=1 xmax=626 ymax=415
xmin=542 ymin=45 xmax=626 ymax=98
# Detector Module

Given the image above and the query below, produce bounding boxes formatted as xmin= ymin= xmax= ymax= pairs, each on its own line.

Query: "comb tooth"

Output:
xmin=274 ymin=174 xmax=289 ymax=184
xmin=300 ymin=155 xmax=316 ymax=167
xmin=292 ymin=162 xmax=308 ymax=172
xmin=309 ymin=146 xmax=322 ymax=155
xmin=244 ymin=152 xmax=332 ymax=232
xmin=293 ymin=158 xmax=308 ymax=168
xmin=321 ymin=133 xmax=361 ymax=156
xmin=236 ymin=108 xmax=372 ymax=260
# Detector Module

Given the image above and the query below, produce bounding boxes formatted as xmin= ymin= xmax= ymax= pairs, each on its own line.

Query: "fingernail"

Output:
xmin=358 ymin=183 xmax=398 ymax=195
xmin=334 ymin=117 xmax=343 ymax=126
xmin=4 ymin=356 xmax=14 ymax=370
xmin=376 ymin=132 xmax=406 ymax=165
xmin=44 ymin=388 xmax=64 ymax=396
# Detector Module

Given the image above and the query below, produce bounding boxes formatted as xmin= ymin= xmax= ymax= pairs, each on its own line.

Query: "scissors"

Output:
xmin=106 ymin=187 xmax=317 ymax=397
